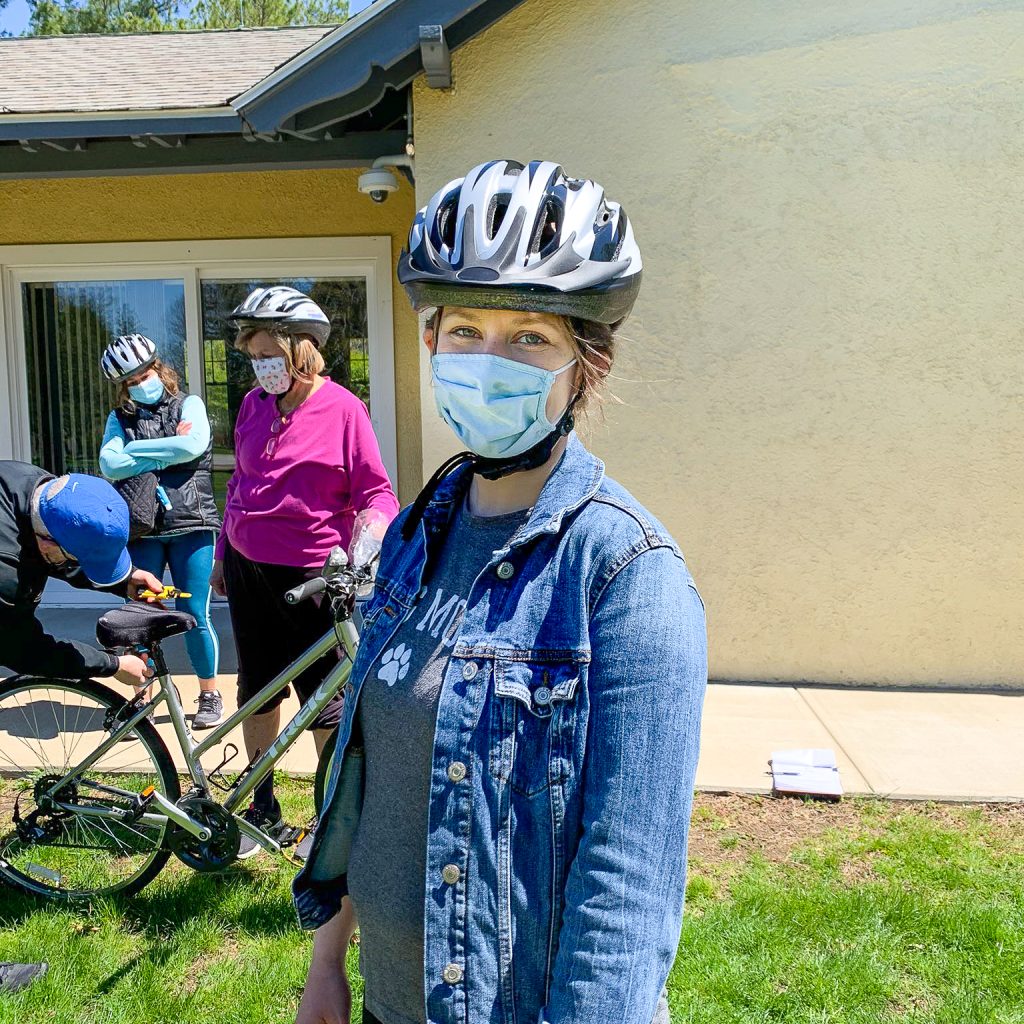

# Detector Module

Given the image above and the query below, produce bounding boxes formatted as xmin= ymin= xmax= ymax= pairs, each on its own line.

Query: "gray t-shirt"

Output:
xmin=348 ymin=499 xmax=530 ymax=1024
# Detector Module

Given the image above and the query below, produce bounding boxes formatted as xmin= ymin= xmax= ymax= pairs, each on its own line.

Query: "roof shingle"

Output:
xmin=0 ymin=26 xmax=337 ymax=115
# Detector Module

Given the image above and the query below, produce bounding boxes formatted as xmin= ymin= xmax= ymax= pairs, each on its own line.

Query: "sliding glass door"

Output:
xmin=22 ymin=278 xmax=186 ymax=476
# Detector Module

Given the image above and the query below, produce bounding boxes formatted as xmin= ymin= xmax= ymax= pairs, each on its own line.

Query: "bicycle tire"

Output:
xmin=0 ymin=675 xmax=180 ymax=902
xmin=313 ymin=726 xmax=339 ymax=816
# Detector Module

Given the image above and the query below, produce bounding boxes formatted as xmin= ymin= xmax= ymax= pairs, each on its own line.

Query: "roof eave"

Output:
xmin=235 ymin=0 xmax=529 ymax=134
xmin=0 ymin=107 xmax=242 ymax=143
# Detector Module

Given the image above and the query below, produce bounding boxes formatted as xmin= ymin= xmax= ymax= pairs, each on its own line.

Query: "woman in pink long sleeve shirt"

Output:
xmin=209 ymin=286 xmax=399 ymax=857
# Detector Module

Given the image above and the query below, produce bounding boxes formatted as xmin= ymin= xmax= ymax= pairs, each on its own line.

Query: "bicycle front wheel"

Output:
xmin=0 ymin=676 xmax=179 ymax=902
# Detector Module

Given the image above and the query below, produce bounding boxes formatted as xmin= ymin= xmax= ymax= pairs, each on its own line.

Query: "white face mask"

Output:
xmin=251 ymin=356 xmax=291 ymax=395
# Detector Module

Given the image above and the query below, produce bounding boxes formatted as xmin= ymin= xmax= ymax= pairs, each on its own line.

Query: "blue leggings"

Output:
xmin=129 ymin=530 xmax=219 ymax=679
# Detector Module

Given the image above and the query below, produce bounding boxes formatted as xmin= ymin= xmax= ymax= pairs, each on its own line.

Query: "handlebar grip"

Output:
xmin=284 ymin=576 xmax=328 ymax=605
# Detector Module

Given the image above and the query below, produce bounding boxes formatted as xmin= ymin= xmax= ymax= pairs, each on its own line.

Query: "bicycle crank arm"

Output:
xmin=147 ymin=790 xmax=213 ymax=840
xmin=234 ymin=816 xmax=285 ymax=859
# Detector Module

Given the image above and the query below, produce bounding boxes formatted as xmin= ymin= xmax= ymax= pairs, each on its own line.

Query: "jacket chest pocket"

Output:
xmin=489 ymin=659 xmax=583 ymax=798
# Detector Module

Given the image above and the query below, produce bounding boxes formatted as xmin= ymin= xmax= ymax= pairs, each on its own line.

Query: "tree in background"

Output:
xmin=23 ymin=0 xmax=347 ymax=35
xmin=29 ymin=0 xmax=177 ymax=34
xmin=188 ymin=0 xmax=347 ymax=30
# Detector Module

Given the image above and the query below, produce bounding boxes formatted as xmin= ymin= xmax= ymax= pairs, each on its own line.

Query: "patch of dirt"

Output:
xmin=688 ymin=793 xmax=865 ymax=868
xmin=686 ymin=793 xmax=1024 ymax=878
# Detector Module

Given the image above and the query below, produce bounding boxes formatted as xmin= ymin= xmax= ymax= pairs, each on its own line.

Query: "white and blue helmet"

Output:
xmin=228 ymin=286 xmax=331 ymax=348
xmin=398 ymin=159 xmax=643 ymax=325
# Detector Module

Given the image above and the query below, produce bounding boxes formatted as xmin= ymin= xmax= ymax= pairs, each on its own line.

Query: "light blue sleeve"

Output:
xmin=98 ymin=411 xmax=167 ymax=480
xmin=122 ymin=395 xmax=211 ymax=466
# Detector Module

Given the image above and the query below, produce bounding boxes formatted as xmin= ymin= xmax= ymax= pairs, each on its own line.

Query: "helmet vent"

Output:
xmin=438 ymin=198 xmax=459 ymax=250
xmin=533 ymin=198 xmax=563 ymax=256
xmin=486 ymin=194 xmax=511 ymax=239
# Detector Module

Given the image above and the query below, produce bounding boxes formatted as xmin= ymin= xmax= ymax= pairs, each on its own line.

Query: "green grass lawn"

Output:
xmin=1 ymin=783 xmax=1022 ymax=1024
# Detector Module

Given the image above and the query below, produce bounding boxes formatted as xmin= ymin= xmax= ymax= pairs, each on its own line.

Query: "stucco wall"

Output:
xmin=412 ymin=0 xmax=1024 ymax=686
xmin=0 ymin=168 xmax=422 ymax=503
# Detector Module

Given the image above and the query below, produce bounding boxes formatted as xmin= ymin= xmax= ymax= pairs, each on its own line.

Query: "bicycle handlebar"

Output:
xmin=284 ymin=576 xmax=328 ymax=605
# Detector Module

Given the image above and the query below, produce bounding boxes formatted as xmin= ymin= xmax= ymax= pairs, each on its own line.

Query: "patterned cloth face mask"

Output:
xmin=251 ymin=355 xmax=292 ymax=395
xmin=430 ymin=352 xmax=577 ymax=459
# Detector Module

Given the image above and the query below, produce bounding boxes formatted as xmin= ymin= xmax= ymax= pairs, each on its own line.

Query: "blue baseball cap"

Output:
xmin=37 ymin=474 xmax=132 ymax=587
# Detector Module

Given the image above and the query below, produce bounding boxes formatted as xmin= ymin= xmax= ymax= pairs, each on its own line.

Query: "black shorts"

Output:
xmin=222 ymin=543 xmax=345 ymax=730
xmin=361 ymin=1010 xmax=384 ymax=1024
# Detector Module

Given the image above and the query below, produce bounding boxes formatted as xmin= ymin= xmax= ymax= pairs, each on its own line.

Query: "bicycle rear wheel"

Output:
xmin=0 ymin=676 xmax=179 ymax=902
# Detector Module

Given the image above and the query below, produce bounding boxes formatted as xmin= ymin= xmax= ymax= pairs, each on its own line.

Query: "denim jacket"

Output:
xmin=294 ymin=435 xmax=708 ymax=1024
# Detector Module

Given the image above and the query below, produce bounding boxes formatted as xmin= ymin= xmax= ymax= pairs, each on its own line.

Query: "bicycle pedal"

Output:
xmin=276 ymin=825 xmax=302 ymax=849
xmin=123 ymin=784 xmax=159 ymax=823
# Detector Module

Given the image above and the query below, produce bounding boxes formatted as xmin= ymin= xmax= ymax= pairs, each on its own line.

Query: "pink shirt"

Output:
xmin=216 ymin=379 xmax=399 ymax=567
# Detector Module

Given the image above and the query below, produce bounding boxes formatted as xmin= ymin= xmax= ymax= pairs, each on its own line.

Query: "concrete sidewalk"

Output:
xmin=697 ymin=682 xmax=1024 ymax=802
xmin=120 ymin=675 xmax=1024 ymax=803
xmin=11 ymin=605 xmax=1024 ymax=801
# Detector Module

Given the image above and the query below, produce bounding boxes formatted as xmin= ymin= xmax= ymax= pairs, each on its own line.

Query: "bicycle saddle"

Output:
xmin=96 ymin=602 xmax=196 ymax=649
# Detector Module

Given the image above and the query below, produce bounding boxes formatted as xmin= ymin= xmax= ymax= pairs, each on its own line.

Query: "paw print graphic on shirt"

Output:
xmin=377 ymin=643 xmax=412 ymax=686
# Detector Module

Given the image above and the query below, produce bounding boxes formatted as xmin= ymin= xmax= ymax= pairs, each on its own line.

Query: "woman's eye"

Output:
xmin=515 ymin=332 xmax=548 ymax=348
xmin=449 ymin=326 xmax=480 ymax=339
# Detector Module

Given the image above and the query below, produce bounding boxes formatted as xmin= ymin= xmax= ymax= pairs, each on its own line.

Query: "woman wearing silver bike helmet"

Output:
xmin=294 ymin=160 xmax=707 ymax=1024
xmin=213 ymin=286 xmax=399 ymax=858
xmin=98 ymin=334 xmax=222 ymax=714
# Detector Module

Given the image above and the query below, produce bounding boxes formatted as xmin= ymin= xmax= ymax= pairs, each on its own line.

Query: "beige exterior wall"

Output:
xmin=413 ymin=0 xmax=1024 ymax=686
xmin=0 ymin=168 xmax=423 ymax=503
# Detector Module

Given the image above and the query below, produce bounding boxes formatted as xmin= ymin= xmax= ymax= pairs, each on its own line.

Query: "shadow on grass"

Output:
xmin=0 ymin=860 xmax=300 ymax=938
xmin=95 ymin=943 xmax=179 ymax=996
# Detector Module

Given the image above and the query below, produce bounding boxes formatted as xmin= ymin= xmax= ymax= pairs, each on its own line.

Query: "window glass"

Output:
xmin=200 ymin=278 xmax=369 ymax=462
xmin=23 ymin=279 xmax=186 ymax=476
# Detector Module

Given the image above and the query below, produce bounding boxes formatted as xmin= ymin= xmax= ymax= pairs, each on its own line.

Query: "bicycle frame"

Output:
xmin=41 ymin=614 xmax=360 ymax=846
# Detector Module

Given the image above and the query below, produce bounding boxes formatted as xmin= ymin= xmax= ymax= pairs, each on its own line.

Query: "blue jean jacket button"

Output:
xmin=534 ymin=686 xmax=552 ymax=707
xmin=496 ymin=561 xmax=514 ymax=580
xmin=462 ymin=661 xmax=479 ymax=681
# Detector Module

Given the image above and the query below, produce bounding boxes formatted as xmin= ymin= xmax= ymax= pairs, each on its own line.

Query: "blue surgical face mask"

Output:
xmin=128 ymin=375 xmax=164 ymax=405
xmin=430 ymin=352 xmax=577 ymax=459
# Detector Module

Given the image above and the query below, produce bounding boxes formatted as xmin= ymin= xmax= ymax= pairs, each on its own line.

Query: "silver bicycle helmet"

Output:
xmin=227 ymin=286 xmax=331 ymax=348
xmin=100 ymin=334 xmax=158 ymax=382
xmin=398 ymin=159 xmax=643 ymax=325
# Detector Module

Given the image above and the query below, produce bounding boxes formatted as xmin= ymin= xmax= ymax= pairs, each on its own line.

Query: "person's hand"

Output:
xmin=126 ymin=569 xmax=165 ymax=603
xmin=114 ymin=654 xmax=154 ymax=687
xmin=294 ymin=960 xmax=351 ymax=1024
xmin=176 ymin=420 xmax=192 ymax=436
xmin=209 ymin=559 xmax=226 ymax=597
xmin=346 ymin=508 xmax=390 ymax=568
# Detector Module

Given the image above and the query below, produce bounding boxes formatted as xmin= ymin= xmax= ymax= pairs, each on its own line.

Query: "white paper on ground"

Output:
xmin=770 ymin=747 xmax=843 ymax=797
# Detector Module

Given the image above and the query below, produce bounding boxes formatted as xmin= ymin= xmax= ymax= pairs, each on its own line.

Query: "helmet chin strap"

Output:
xmin=400 ymin=403 xmax=576 ymax=542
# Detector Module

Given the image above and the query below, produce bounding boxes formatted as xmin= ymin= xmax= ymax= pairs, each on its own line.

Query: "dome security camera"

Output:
xmin=358 ymin=168 xmax=399 ymax=203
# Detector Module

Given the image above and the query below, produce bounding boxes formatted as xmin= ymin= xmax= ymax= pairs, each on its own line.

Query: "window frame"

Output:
xmin=0 ymin=236 xmax=398 ymax=485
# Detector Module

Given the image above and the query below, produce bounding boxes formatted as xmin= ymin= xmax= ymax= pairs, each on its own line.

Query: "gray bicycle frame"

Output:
xmin=45 ymin=615 xmax=359 ymax=842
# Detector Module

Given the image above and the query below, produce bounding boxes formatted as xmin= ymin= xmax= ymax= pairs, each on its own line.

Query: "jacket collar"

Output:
xmin=422 ymin=434 xmax=605 ymax=550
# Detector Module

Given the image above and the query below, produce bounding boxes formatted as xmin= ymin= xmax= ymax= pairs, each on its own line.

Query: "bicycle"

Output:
xmin=0 ymin=545 xmax=366 ymax=903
